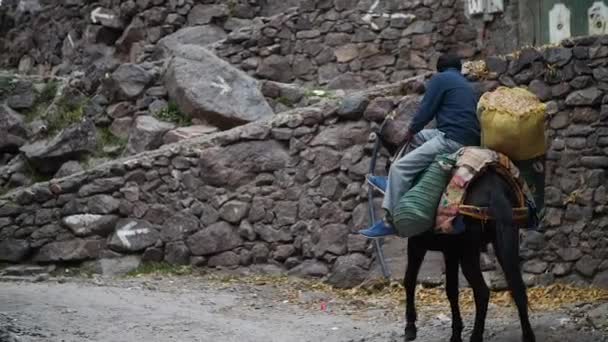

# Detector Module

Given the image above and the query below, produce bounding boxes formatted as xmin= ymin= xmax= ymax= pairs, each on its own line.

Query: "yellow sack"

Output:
xmin=478 ymin=87 xmax=547 ymax=161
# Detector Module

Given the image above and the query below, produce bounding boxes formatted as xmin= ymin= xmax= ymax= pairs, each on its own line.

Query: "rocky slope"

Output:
xmin=0 ymin=0 xmax=496 ymax=192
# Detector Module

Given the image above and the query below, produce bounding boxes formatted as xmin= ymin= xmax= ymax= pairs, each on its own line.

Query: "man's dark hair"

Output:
xmin=436 ymin=53 xmax=462 ymax=72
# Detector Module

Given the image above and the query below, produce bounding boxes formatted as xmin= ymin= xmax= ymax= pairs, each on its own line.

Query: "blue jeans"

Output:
xmin=382 ymin=129 xmax=463 ymax=215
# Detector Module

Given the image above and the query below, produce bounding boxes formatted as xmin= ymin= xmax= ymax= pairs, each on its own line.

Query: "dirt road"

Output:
xmin=0 ymin=274 xmax=606 ymax=342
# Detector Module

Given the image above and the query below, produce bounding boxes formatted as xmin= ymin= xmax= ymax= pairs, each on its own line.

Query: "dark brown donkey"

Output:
xmin=402 ymin=169 xmax=535 ymax=342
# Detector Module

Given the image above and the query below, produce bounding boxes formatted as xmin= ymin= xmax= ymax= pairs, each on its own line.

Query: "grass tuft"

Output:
xmin=154 ymin=101 xmax=191 ymax=126
xmin=95 ymin=127 xmax=127 ymax=156
xmin=24 ymin=80 xmax=60 ymax=123
xmin=43 ymin=94 xmax=88 ymax=136
xmin=38 ymin=80 xmax=58 ymax=105
xmin=125 ymin=262 xmax=193 ymax=277
xmin=276 ymin=96 xmax=293 ymax=107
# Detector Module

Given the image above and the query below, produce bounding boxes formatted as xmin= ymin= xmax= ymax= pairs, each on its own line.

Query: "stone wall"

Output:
xmin=2 ymin=30 xmax=608 ymax=287
xmin=1 ymin=0 xmax=607 ymax=289
xmin=0 ymin=0 xmax=518 ymax=88
xmin=0 ymin=77 xmax=426 ymax=288
xmin=212 ymin=0 xmax=515 ymax=89
xmin=0 ymin=0 xmax=268 ymax=75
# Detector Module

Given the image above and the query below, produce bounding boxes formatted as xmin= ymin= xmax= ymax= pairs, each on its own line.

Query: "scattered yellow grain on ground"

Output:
xmin=208 ymin=274 xmax=608 ymax=314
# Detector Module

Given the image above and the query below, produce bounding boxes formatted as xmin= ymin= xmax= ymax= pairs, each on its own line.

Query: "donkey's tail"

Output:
xmin=489 ymin=189 xmax=518 ymax=267
xmin=488 ymin=182 xmax=529 ymax=297
xmin=487 ymin=176 xmax=535 ymax=340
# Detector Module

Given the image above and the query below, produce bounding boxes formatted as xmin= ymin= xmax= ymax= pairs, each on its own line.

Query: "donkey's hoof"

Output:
xmin=469 ymin=334 xmax=483 ymax=342
xmin=522 ymin=332 xmax=536 ymax=342
xmin=404 ymin=324 xmax=417 ymax=341
xmin=450 ymin=336 xmax=463 ymax=342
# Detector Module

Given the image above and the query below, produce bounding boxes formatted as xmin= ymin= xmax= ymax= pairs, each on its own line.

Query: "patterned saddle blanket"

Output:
xmin=435 ymin=147 xmax=536 ymax=234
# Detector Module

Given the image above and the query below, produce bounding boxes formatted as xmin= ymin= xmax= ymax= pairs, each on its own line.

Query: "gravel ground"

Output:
xmin=0 ymin=274 xmax=606 ymax=342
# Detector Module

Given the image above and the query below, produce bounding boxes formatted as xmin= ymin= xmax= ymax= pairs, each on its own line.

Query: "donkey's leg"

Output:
xmin=444 ymin=252 xmax=463 ymax=342
xmin=460 ymin=248 xmax=489 ymax=342
xmin=404 ymin=240 xmax=426 ymax=341
xmin=492 ymin=239 xmax=535 ymax=342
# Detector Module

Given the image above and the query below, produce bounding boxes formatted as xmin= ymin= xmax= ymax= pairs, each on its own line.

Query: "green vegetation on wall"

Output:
xmin=155 ymin=100 xmax=192 ymax=126
xmin=45 ymin=98 xmax=85 ymax=136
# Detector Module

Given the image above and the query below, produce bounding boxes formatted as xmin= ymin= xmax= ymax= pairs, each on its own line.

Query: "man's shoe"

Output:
xmin=359 ymin=220 xmax=397 ymax=238
xmin=366 ymin=175 xmax=387 ymax=194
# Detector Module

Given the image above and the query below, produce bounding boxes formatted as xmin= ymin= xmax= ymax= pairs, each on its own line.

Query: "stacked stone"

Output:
xmin=0 ymin=78 xmax=423 ymax=288
xmin=0 ymin=0 xmax=263 ymax=75
xmin=481 ymin=35 xmax=608 ymax=288
xmin=1 ymin=0 xmax=483 ymax=89
xmin=214 ymin=0 xmax=480 ymax=89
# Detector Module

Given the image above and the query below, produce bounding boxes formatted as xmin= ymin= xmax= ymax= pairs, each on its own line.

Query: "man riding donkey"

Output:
xmin=360 ymin=53 xmax=481 ymax=238
xmin=358 ymin=53 xmax=543 ymax=342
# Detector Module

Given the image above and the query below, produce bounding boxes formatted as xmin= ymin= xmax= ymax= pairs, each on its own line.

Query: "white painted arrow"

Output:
xmin=361 ymin=0 xmax=381 ymax=30
xmin=116 ymin=221 xmax=149 ymax=249
xmin=91 ymin=7 xmax=115 ymax=24
xmin=361 ymin=0 xmax=416 ymax=31
xmin=210 ymin=76 xmax=232 ymax=95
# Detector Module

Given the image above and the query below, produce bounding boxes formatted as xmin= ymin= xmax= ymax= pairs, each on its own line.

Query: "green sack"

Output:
xmin=393 ymin=154 xmax=456 ymax=238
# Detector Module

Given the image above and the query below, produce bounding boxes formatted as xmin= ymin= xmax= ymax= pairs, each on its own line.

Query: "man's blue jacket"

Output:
xmin=409 ymin=68 xmax=481 ymax=146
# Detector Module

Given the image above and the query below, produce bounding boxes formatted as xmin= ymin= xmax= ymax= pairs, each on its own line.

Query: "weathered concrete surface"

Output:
xmin=0 ymin=277 xmax=605 ymax=342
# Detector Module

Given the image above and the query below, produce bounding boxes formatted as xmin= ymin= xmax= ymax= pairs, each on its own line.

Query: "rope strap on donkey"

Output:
xmin=457 ymin=165 xmax=529 ymax=226
xmin=459 ymin=205 xmax=529 ymax=225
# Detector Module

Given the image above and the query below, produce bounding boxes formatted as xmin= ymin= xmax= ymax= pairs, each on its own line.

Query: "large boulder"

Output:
xmin=164 ymin=45 xmax=274 ymax=129
xmin=33 ymin=239 xmax=104 ymax=262
xmin=19 ymin=119 xmax=97 ymax=174
xmin=126 ymin=115 xmax=175 ymax=154
xmin=199 ymin=140 xmax=290 ymax=188
xmin=157 ymin=26 xmax=227 ymax=57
